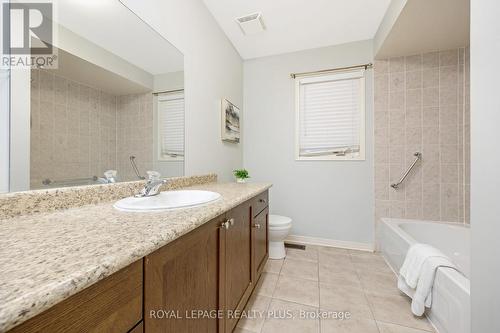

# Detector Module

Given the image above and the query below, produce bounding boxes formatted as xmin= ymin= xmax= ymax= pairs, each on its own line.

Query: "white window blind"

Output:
xmin=296 ymin=70 xmax=365 ymax=160
xmin=158 ymin=93 xmax=184 ymax=159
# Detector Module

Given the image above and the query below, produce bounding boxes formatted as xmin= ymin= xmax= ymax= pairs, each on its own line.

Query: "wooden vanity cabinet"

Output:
xmin=144 ymin=214 xmax=226 ymax=333
xmin=222 ymin=203 xmax=253 ymax=333
xmin=252 ymin=207 xmax=269 ymax=282
xmin=143 ymin=191 xmax=269 ymax=333
xmin=7 ymin=191 xmax=269 ymax=333
xmin=7 ymin=260 xmax=143 ymax=333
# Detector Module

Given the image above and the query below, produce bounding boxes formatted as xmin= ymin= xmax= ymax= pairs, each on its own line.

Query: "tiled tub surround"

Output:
xmin=235 ymin=246 xmax=434 ymax=333
xmin=30 ymin=68 xmax=155 ymax=189
xmin=0 ymin=180 xmax=272 ymax=332
xmin=31 ymin=69 xmax=118 ymax=189
xmin=116 ymin=94 xmax=154 ymax=182
xmin=374 ymin=48 xmax=470 ymax=224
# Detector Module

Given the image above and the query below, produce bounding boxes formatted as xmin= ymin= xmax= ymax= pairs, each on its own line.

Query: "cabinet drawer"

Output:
xmin=252 ymin=191 xmax=268 ymax=217
xmin=8 ymin=260 xmax=143 ymax=333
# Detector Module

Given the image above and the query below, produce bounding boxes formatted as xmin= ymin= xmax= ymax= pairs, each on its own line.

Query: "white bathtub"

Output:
xmin=378 ymin=218 xmax=470 ymax=333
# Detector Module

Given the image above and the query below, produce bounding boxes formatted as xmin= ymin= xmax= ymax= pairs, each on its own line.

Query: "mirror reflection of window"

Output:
xmin=158 ymin=92 xmax=185 ymax=161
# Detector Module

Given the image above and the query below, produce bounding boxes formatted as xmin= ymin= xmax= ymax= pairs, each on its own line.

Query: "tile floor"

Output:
xmin=235 ymin=245 xmax=434 ymax=333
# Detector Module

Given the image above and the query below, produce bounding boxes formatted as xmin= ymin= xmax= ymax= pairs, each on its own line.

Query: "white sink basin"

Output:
xmin=114 ymin=190 xmax=221 ymax=212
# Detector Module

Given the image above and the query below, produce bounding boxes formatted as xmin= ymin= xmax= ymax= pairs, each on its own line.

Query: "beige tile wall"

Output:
xmin=31 ymin=69 xmax=154 ymax=188
xmin=116 ymin=94 xmax=154 ymax=182
xmin=374 ymin=48 xmax=470 ymax=224
xmin=31 ymin=69 xmax=118 ymax=189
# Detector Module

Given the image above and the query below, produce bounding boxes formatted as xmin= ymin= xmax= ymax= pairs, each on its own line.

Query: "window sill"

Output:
xmin=295 ymin=154 xmax=365 ymax=161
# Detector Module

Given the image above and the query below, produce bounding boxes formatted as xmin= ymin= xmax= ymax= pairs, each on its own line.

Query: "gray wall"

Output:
xmin=121 ymin=0 xmax=243 ymax=181
xmin=471 ymin=0 xmax=500 ymax=331
xmin=243 ymin=41 xmax=375 ymax=246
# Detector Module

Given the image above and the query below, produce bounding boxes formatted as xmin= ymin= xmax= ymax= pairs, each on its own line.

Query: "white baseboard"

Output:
xmin=285 ymin=234 xmax=374 ymax=252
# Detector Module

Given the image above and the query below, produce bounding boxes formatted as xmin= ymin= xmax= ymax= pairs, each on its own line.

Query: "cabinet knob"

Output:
xmin=229 ymin=218 xmax=235 ymax=226
xmin=259 ymin=199 xmax=267 ymax=204
xmin=221 ymin=221 xmax=230 ymax=229
xmin=253 ymin=223 xmax=261 ymax=229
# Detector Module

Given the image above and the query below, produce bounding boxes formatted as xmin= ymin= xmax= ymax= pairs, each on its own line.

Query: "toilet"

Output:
xmin=268 ymin=215 xmax=292 ymax=259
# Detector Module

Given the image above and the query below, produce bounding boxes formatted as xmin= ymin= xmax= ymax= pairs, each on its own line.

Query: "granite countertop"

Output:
xmin=0 ymin=182 xmax=272 ymax=332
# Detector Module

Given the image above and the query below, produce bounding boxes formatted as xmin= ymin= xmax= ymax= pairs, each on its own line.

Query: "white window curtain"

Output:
xmin=296 ymin=69 xmax=365 ymax=160
xmin=158 ymin=92 xmax=184 ymax=159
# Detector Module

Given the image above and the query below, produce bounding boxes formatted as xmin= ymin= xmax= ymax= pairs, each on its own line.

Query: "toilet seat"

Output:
xmin=269 ymin=215 xmax=292 ymax=228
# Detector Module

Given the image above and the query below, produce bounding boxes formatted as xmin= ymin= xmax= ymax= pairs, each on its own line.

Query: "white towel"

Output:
xmin=400 ymin=244 xmax=444 ymax=288
xmin=398 ymin=243 xmax=457 ymax=316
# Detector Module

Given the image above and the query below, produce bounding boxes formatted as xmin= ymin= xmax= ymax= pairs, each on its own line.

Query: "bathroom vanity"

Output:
xmin=0 ymin=181 xmax=270 ymax=333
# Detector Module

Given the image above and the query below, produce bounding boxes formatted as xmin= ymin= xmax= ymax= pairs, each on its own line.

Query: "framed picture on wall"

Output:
xmin=221 ymin=98 xmax=240 ymax=143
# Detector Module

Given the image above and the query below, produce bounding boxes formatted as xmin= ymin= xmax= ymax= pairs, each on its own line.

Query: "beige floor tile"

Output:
xmin=237 ymin=295 xmax=272 ymax=332
xmin=319 ymin=251 xmax=353 ymax=268
xmin=366 ymin=292 xmax=433 ymax=331
xmin=377 ymin=321 xmax=435 ymax=332
xmin=263 ymin=259 xmax=284 ymax=274
xmin=351 ymin=255 xmax=394 ymax=274
xmin=358 ymin=270 xmax=400 ymax=295
xmin=262 ymin=299 xmax=319 ymax=333
xmin=319 ymin=283 xmax=374 ymax=320
xmin=274 ymin=275 xmax=320 ymax=307
xmin=318 ymin=246 xmax=350 ymax=255
xmin=319 ymin=265 xmax=362 ymax=289
xmin=318 ymin=256 xmax=356 ymax=272
xmin=321 ymin=317 xmax=379 ymax=333
xmin=280 ymin=258 xmax=318 ymax=281
xmin=285 ymin=247 xmax=318 ymax=262
xmin=255 ymin=272 xmax=279 ymax=297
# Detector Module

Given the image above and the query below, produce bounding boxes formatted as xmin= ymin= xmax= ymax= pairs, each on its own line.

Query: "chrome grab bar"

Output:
xmin=42 ymin=176 xmax=98 ymax=186
xmin=391 ymin=152 xmax=422 ymax=189
xmin=130 ymin=156 xmax=146 ymax=180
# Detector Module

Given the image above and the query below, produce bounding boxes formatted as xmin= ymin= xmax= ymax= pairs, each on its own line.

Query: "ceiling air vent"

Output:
xmin=236 ymin=12 xmax=266 ymax=35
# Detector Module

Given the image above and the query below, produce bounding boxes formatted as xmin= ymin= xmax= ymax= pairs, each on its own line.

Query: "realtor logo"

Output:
xmin=1 ymin=2 xmax=57 ymax=68
xmin=3 ymin=2 xmax=53 ymax=54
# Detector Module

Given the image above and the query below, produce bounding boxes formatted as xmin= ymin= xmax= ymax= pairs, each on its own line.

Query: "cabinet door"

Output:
xmin=8 ymin=260 xmax=143 ymax=333
xmin=144 ymin=216 xmax=225 ymax=333
xmin=252 ymin=208 xmax=269 ymax=282
xmin=223 ymin=203 xmax=252 ymax=333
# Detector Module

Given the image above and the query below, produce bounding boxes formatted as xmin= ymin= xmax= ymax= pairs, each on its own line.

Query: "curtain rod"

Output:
xmin=153 ymin=88 xmax=184 ymax=95
xmin=290 ymin=63 xmax=373 ymax=79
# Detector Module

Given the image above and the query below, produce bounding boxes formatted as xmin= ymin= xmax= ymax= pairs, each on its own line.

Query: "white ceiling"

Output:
xmin=376 ymin=0 xmax=470 ymax=59
xmin=51 ymin=0 xmax=184 ymax=74
xmin=202 ymin=0 xmax=392 ymax=59
xmin=53 ymin=48 xmax=151 ymax=95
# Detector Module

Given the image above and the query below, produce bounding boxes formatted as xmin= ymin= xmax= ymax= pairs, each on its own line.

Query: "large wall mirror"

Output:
xmin=1 ymin=0 xmax=184 ymax=193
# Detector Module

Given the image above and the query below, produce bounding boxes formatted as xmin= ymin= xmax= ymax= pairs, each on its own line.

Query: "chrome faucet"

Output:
xmin=135 ymin=171 xmax=167 ymax=197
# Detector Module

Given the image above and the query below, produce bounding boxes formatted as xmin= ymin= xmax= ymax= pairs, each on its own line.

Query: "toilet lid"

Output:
xmin=269 ymin=215 xmax=292 ymax=226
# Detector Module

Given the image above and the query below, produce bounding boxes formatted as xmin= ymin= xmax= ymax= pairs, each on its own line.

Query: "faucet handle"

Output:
xmin=146 ymin=171 xmax=161 ymax=182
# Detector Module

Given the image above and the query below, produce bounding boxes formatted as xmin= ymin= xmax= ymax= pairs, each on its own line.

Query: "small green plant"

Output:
xmin=233 ymin=169 xmax=250 ymax=180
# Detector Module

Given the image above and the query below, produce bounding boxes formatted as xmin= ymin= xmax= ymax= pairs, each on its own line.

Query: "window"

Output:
xmin=158 ymin=92 xmax=184 ymax=161
xmin=295 ymin=69 xmax=366 ymax=160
